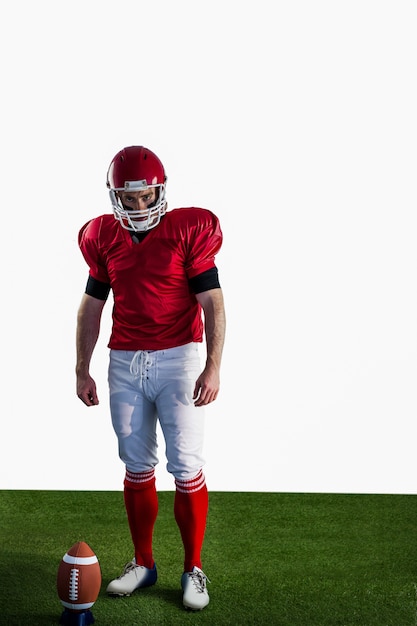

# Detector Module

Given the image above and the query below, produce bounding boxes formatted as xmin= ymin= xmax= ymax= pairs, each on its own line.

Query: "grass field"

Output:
xmin=0 ymin=490 xmax=416 ymax=625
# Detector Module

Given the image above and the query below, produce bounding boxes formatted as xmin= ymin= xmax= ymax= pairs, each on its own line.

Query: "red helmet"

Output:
xmin=106 ymin=146 xmax=167 ymax=232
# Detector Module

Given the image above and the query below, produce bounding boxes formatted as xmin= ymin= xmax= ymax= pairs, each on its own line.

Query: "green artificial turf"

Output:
xmin=0 ymin=491 xmax=416 ymax=625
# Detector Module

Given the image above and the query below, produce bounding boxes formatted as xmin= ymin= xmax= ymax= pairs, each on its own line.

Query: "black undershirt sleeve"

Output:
xmin=188 ymin=267 xmax=221 ymax=294
xmin=85 ymin=275 xmax=111 ymax=301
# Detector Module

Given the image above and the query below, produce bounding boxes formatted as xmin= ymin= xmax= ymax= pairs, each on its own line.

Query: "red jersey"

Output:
xmin=78 ymin=207 xmax=223 ymax=350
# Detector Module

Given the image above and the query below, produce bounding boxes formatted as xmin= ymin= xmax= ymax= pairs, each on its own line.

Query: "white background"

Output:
xmin=0 ymin=1 xmax=416 ymax=493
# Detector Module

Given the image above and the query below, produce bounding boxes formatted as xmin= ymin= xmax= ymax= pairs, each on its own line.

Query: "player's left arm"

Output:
xmin=193 ymin=288 xmax=226 ymax=407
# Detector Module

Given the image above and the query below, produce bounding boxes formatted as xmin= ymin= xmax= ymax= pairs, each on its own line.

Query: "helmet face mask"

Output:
xmin=109 ymin=183 xmax=167 ymax=232
xmin=107 ymin=146 xmax=167 ymax=232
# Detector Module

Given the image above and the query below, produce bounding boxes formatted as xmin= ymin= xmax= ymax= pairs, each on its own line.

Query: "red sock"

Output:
xmin=123 ymin=468 xmax=158 ymax=569
xmin=174 ymin=470 xmax=208 ymax=572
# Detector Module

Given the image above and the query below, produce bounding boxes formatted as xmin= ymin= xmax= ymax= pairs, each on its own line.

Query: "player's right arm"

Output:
xmin=76 ymin=293 xmax=106 ymax=406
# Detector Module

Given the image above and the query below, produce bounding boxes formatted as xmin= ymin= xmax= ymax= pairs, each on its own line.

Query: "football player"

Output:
xmin=75 ymin=146 xmax=226 ymax=611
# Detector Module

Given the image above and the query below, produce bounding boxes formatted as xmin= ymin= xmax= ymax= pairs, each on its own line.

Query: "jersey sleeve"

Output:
xmin=78 ymin=218 xmax=111 ymax=284
xmin=185 ymin=210 xmax=223 ymax=279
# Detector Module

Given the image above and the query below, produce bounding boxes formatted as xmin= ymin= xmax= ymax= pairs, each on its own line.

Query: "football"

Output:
xmin=57 ymin=541 xmax=102 ymax=612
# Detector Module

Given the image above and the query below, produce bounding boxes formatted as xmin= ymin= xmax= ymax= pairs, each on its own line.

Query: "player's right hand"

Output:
xmin=77 ymin=374 xmax=99 ymax=406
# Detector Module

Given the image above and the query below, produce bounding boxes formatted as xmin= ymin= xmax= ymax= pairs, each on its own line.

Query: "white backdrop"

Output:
xmin=1 ymin=1 xmax=416 ymax=493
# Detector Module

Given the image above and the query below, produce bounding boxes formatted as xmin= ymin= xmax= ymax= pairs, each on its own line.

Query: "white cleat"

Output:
xmin=106 ymin=561 xmax=157 ymax=596
xmin=181 ymin=566 xmax=210 ymax=610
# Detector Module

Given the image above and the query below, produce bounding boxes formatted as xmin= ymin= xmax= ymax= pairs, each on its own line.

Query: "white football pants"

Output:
xmin=108 ymin=343 xmax=206 ymax=480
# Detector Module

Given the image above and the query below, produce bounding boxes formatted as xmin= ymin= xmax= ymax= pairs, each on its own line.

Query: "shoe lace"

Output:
xmin=119 ymin=561 xmax=140 ymax=579
xmin=189 ymin=569 xmax=210 ymax=593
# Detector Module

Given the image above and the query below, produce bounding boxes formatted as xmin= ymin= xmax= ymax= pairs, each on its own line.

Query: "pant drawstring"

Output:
xmin=130 ymin=350 xmax=153 ymax=379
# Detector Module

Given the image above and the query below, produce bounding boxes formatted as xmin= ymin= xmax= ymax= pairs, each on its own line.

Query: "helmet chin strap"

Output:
xmin=127 ymin=212 xmax=161 ymax=232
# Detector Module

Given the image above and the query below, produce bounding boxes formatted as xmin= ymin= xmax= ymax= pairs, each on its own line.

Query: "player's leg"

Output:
xmin=123 ymin=468 xmax=158 ymax=569
xmin=106 ymin=350 xmax=159 ymax=596
xmin=156 ymin=343 xmax=210 ymax=610
xmin=173 ymin=470 xmax=208 ymax=572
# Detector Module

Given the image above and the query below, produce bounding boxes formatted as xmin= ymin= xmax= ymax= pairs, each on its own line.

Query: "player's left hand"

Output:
xmin=193 ymin=365 xmax=220 ymax=406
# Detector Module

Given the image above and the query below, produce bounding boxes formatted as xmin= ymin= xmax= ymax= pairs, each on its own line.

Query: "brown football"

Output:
xmin=57 ymin=541 xmax=101 ymax=611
